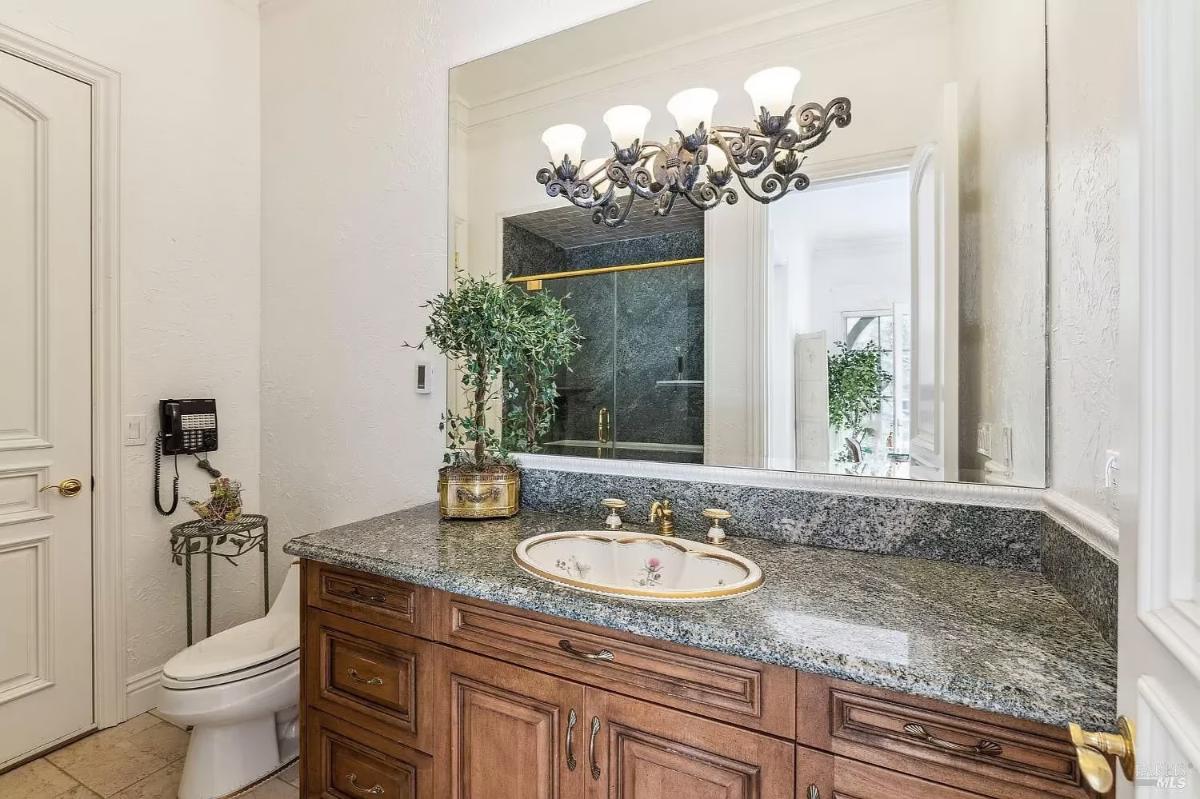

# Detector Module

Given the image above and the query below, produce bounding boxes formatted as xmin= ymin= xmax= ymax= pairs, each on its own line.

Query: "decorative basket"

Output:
xmin=438 ymin=465 xmax=520 ymax=519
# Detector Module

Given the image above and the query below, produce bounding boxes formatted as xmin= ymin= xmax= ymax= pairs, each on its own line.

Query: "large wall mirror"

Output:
xmin=448 ymin=0 xmax=1048 ymax=488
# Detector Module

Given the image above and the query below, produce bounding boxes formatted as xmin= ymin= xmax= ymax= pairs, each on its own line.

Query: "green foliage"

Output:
xmin=827 ymin=341 xmax=892 ymax=446
xmin=413 ymin=271 xmax=580 ymax=468
xmin=502 ymin=290 xmax=582 ymax=454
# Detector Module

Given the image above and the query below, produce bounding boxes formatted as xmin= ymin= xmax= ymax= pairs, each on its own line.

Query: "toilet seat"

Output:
xmin=163 ymin=609 xmax=299 ymax=689
xmin=162 ymin=647 xmax=299 ymax=690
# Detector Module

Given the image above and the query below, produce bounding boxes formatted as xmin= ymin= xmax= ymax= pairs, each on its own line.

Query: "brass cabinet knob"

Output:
xmin=39 ymin=478 xmax=83 ymax=498
xmin=1070 ymin=716 xmax=1136 ymax=795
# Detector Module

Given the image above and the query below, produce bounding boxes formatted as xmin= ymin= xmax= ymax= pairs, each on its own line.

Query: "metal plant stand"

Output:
xmin=170 ymin=514 xmax=269 ymax=645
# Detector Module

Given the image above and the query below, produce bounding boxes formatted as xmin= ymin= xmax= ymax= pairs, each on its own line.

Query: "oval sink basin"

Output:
xmin=513 ymin=530 xmax=762 ymax=602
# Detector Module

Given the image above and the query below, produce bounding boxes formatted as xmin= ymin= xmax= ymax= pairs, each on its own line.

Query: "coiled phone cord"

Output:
xmin=154 ymin=432 xmax=179 ymax=515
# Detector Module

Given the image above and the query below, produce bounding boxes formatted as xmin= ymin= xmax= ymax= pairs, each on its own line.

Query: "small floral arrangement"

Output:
xmin=186 ymin=477 xmax=243 ymax=525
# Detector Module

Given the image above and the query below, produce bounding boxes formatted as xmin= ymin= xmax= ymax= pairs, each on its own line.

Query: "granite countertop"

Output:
xmin=283 ymin=503 xmax=1116 ymax=730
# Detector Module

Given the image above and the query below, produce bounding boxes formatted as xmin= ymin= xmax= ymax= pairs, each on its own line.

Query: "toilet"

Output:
xmin=157 ymin=562 xmax=301 ymax=799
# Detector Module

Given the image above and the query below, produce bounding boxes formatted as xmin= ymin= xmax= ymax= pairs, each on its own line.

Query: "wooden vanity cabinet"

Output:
xmin=299 ymin=561 xmax=1095 ymax=799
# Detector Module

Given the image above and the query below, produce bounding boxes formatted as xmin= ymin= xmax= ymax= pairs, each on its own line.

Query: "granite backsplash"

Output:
xmin=519 ymin=466 xmax=1118 ymax=646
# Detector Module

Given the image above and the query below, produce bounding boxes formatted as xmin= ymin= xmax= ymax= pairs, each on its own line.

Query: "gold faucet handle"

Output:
xmin=702 ymin=509 xmax=732 ymax=547
xmin=600 ymin=498 xmax=627 ymax=529
xmin=1069 ymin=717 xmax=1135 ymax=795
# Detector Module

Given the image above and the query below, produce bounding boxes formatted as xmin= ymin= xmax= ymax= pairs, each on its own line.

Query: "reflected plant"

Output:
xmin=502 ymin=290 xmax=582 ymax=453
xmin=827 ymin=340 xmax=891 ymax=461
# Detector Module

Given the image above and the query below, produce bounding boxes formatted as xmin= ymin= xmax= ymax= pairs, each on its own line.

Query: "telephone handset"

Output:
xmin=154 ymin=398 xmax=219 ymax=515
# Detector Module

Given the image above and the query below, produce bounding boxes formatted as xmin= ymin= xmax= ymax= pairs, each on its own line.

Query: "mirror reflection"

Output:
xmin=449 ymin=0 xmax=1047 ymax=487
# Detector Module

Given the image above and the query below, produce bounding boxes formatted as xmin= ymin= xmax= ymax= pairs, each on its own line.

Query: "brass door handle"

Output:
xmin=902 ymin=722 xmax=1003 ymax=756
xmin=347 ymin=668 xmax=384 ymax=686
xmin=589 ymin=716 xmax=601 ymax=780
xmin=566 ymin=708 xmax=578 ymax=771
xmin=40 ymin=478 xmax=82 ymax=497
xmin=346 ymin=773 xmax=384 ymax=795
xmin=559 ymin=639 xmax=615 ymax=662
xmin=1070 ymin=716 xmax=1136 ymax=795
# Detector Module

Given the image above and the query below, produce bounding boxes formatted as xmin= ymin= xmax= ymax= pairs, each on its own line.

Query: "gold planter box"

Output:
xmin=438 ymin=466 xmax=520 ymax=519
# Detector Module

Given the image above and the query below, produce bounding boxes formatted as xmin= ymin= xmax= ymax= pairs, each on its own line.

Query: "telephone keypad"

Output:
xmin=180 ymin=413 xmax=217 ymax=453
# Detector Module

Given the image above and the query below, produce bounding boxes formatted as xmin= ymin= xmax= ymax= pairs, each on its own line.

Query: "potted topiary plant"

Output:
xmin=414 ymin=272 xmax=579 ymax=518
xmin=827 ymin=340 xmax=892 ymax=463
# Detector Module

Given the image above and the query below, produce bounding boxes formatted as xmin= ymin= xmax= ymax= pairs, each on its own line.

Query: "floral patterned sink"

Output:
xmin=513 ymin=530 xmax=763 ymax=602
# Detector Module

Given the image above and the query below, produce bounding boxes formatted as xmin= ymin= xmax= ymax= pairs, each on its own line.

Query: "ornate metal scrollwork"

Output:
xmin=535 ymin=96 xmax=851 ymax=228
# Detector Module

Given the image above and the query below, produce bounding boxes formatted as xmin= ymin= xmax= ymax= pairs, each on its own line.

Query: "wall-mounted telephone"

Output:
xmin=154 ymin=398 xmax=219 ymax=515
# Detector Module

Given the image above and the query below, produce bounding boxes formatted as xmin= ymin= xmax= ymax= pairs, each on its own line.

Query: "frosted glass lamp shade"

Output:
xmin=704 ymin=145 xmax=728 ymax=172
xmin=743 ymin=66 xmax=801 ymax=116
xmin=602 ymin=105 xmax=652 ymax=148
xmin=542 ymin=124 xmax=587 ymax=166
xmin=667 ymin=88 xmax=719 ymax=132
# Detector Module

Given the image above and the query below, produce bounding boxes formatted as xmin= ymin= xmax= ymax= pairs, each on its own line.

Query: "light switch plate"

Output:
xmin=415 ymin=360 xmax=432 ymax=394
xmin=976 ymin=423 xmax=992 ymax=457
xmin=124 ymin=413 xmax=147 ymax=446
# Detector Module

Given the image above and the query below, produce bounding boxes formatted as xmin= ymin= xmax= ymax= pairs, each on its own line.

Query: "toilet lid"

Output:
xmin=163 ymin=613 xmax=298 ymax=683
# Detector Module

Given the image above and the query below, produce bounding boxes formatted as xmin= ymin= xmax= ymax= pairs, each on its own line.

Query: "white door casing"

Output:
xmin=0 ymin=50 xmax=94 ymax=767
xmin=1115 ymin=1 xmax=1200 ymax=795
xmin=908 ymin=83 xmax=960 ymax=482
xmin=793 ymin=331 xmax=830 ymax=473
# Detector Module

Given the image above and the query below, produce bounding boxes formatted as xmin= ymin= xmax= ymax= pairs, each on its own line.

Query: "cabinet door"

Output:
xmin=587 ymin=688 xmax=794 ymax=799
xmin=443 ymin=647 xmax=588 ymax=799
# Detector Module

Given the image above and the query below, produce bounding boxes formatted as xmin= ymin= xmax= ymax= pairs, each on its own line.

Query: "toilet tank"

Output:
xmin=269 ymin=561 xmax=301 ymax=618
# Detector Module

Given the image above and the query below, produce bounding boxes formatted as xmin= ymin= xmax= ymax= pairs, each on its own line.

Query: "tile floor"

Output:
xmin=0 ymin=711 xmax=300 ymax=798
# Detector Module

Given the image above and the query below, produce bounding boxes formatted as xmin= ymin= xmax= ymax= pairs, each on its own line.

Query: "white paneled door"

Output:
xmin=1112 ymin=2 xmax=1200 ymax=797
xmin=0 ymin=50 xmax=93 ymax=767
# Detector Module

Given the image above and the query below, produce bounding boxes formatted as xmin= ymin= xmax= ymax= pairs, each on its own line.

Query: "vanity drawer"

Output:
xmin=438 ymin=593 xmax=795 ymax=737
xmin=797 ymin=677 xmax=1088 ymax=799
xmin=303 ymin=708 xmax=434 ymax=799
xmin=305 ymin=607 xmax=437 ymax=752
xmin=307 ymin=561 xmax=431 ymax=637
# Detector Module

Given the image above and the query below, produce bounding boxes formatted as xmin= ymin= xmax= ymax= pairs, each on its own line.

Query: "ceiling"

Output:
xmin=506 ymin=201 xmax=703 ymax=250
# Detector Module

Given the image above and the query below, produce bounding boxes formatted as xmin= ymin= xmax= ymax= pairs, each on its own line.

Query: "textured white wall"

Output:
xmin=1046 ymin=0 xmax=1134 ymax=522
xmin=0 ymin=1 xmax=262 ymax=680
xmin=953 ymin=0 xmax=1047 ymax=487
xmin=259 ymin=0 xmax=647 ymax=585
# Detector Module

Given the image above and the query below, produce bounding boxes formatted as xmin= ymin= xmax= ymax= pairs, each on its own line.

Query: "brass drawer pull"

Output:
xmin=346 ymin=773 xmax=385 ymax=795
xmin=566 ymin=708 xmax=578 ymax=771
xmin=347 ymin=667 xmax=384 ymax=686
xmin=902 ymin=722 xmax=1004 ymax=757
xmin=589 ymin=716 xmax=601 ymax=780
xmin=559 ymin=639 xmax=615 ymax=662
xmin=344 ymin=585 xmax=387 ymax=604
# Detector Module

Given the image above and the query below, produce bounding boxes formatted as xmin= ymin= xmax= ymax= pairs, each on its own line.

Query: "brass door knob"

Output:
xmin=1070 ymin=716 xmax=1136 ymax=794
xmin=40 ymin=478 xmax=83 ymax=498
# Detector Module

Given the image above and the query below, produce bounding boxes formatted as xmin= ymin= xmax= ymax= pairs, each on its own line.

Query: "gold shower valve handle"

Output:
xmin=40 ymin=478 xmax=83 ymax=498
xmin=1069 ymin=716 xmax=1136 ymax=795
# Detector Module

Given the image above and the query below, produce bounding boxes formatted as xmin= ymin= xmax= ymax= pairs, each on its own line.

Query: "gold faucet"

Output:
xmin=648 ymin=500 xmax=675 ymax=536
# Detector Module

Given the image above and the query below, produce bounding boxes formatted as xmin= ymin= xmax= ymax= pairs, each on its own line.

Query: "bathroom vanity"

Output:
xmin=284 ymin=504 xmax=1115 ymax=799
